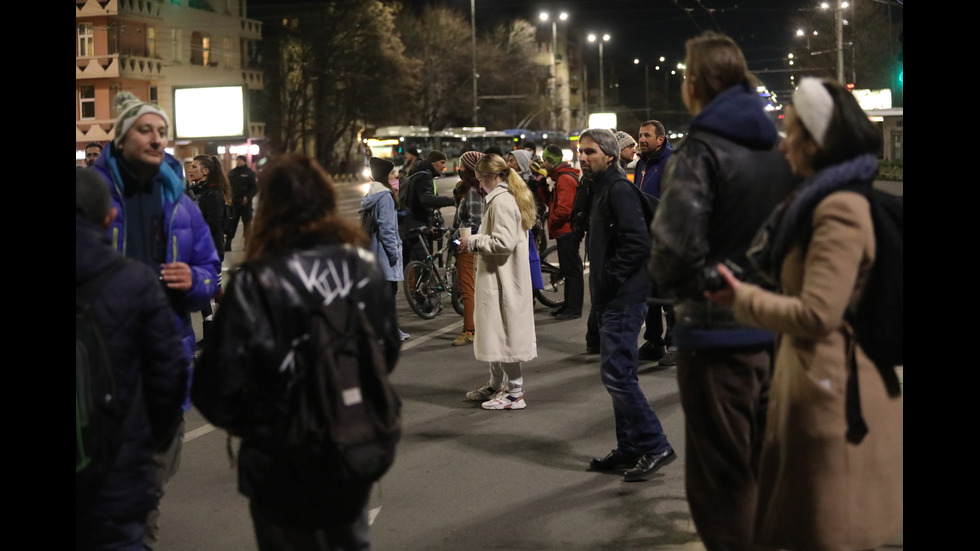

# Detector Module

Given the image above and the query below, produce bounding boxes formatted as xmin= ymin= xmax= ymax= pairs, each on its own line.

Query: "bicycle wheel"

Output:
xmin=449 ymin=263 xmax=465 ymax=316
xmin=534 ymin=244 xmax=565 ymax=308
xmin=403 ymin=260 xmax=443 ymax=319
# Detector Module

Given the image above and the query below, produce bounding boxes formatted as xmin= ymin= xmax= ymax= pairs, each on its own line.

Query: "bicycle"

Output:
xmin=534 ymin=243 xmax=565 ymax=308
xmin=403 ymin=226 xmax=465 ymax=320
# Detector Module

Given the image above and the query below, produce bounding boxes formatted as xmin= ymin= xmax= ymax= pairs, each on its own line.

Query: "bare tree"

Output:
xmin=254 ymin=1 xmax=419 ymax=172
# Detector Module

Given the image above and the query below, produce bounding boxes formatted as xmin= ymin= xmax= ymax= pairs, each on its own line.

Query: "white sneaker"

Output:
xmin=465 ymin=381 xmax=497 ymax=401
xmin=481 ymin=390 xmax=526 ymax=410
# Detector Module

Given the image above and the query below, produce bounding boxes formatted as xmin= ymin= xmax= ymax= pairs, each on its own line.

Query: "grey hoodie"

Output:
xmin=509 ymin=149 xmax=533 ymax=181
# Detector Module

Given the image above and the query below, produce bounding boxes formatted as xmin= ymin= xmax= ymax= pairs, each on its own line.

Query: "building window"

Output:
xmin=78 ymin=22 xmax=94 ymax=57
xmin=191 ymin=32 xmax=211 ymax=66
xmin=148 ymin=27 xmax=157 ymax=58
xmin=150 ymin=86 xmax=158 ymax=104
xmin=79 ymin=85 xmax=96 ymax=120
xmin=171 ymin=29 xmax=182 ymax=62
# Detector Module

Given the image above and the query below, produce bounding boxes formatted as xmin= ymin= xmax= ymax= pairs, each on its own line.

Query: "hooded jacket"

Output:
xmin=92 ymin=146 xmax=222 ymax=407
xmin=649 ymin=83 xmax=798 ymax=349
xmin=539 ymin=160 xmax=580 ymax=239
xmin=634 ymin=138 xmax=673 ymax=199
xmin=360 ymin=181 xmax=404 ymax=283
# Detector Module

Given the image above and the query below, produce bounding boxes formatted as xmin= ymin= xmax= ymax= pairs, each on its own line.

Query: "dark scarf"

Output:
xmin=747 ymin=153 xmax=879 ymax=285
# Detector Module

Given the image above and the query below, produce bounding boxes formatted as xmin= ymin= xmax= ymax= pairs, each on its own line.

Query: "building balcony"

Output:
xmin=77 ymin=119 xmax=266 ymax=144
xmin=75 ymin=0 xmax=163 ymax=19
xmin=77 ymin=54 xmax=164 ymax=80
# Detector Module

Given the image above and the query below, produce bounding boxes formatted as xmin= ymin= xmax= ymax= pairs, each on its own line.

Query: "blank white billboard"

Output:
xmin=173 ymin=85 xmax=245 ymax=139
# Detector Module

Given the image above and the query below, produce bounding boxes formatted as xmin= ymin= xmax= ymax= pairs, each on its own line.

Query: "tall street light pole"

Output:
xmin=821 ymin=1 xmax=849 ymax=84
xmin=588 ymin=32 xmax=610 ymax=112
xmin=539 ymin=11 xmax=568 ymax=130
xmin=634 ymin=58 xmax=650 ymax=121
xmin=471 ymin=0 xmax=478 ymax=125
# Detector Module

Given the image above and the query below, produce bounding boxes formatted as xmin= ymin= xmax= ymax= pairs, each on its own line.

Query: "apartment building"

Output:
xmin=75 ymin=0 xmax=263 ymax=169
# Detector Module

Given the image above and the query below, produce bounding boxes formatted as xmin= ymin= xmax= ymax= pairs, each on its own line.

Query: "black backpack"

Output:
xmin=358 ymin=203 xmax=377 ymax=238
xmin=76 ymin=257 xmax=131 ymax=506
xmin=283 ymin=295 xmax=401 ymax=484
xmin=843 ymin=186 xmax=903 ymax=443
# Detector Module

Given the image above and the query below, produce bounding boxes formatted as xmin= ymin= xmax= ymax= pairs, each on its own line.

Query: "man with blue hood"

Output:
xmin=648 ymin=32 xmax=798 ymax=550
xmin=90 ymin=91 xmax=221 ymax=548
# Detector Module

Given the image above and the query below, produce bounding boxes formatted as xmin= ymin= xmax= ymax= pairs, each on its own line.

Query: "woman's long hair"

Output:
xmin=475 ymin=154 xmax=537 ymax=231
xmin=247 ymin=154 xmax=367 ymax=262
xmin=193 ymin=154 xmax=233 ymax=205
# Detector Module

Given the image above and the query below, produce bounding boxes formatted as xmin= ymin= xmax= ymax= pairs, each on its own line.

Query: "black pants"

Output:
xmin=555 ymin=233 xmax=584 ymax=316
xmin=676 ymin=345 xmax=773 ymax=551
xmin=642 ymin=301 xmax=675 ymax=347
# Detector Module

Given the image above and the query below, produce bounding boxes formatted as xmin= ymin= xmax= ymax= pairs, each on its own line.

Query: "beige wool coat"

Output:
xmin=734 ymin=191 xmax=903 ymax=551
xmin=466 ymin=184 xmax=537 ymax=363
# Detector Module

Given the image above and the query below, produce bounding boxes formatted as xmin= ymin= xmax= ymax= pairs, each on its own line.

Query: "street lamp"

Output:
xmin=820 ymin=1 xmax=850 ymax=84
xmin=588 ymin=32 xmax=610 ymax=112
xmin=471 ymin=0 xmax=478 ymax=125
xmin=539 ymin=11 xmax=568 ymax=129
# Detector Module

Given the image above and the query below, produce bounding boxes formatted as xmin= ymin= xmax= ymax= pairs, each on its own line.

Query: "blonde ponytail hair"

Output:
xmin=475 ymin=154 xmax=537 ymax=231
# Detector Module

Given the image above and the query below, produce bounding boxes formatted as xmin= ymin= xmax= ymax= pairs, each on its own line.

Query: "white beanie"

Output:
xmin=793 ymin=78 xmax=833 ymax=148
xmin=113 ymin=91 xmax=170 ymax=147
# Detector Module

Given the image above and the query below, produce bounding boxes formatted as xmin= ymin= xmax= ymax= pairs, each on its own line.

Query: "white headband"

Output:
xmin=793 ymin=78 xmax=833 ymax=148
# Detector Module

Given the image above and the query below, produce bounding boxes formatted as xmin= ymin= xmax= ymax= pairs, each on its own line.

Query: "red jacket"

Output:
xmin=537 ymin=163 xmax=580 ymax=238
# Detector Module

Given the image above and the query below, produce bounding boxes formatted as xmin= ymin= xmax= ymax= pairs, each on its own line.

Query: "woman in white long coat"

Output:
xmin=460 ymin=154 xmax=538 ymax=410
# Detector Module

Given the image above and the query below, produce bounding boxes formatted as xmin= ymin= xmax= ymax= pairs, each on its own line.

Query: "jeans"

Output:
xmin=596 ymin=301 xmax=671 ymax=456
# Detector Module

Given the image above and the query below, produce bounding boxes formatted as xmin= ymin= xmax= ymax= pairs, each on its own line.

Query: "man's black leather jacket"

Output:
xmin=650 ymin=130 xmax=797 ymax=329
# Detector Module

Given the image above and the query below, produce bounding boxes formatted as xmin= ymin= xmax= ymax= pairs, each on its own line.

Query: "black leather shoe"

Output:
xmin=624 ymin=447 xmax=677 ymax=482
xmin=555 ymin=311 xmax=581 ymax=321
xmin=589 ymin=449 xmax=638 ymax=472
xmin=586 ymin=344 xmax=599 ymax=354
xmin=638 ymin=342 xmax=667 ymax=362
xmin=550 ymin=306 xmax=566 ymax=317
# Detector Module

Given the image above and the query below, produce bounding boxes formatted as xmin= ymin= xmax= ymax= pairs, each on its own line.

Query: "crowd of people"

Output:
xmin=77 ymin=29 xmax=901 ymax=551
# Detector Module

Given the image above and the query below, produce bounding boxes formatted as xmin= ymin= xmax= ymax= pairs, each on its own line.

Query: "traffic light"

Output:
xmin=896 ymin=31 xmax=903 ymax=89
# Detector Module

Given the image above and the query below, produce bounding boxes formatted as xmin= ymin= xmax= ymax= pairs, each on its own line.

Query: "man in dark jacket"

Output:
xmin=224 ymin=155 xmax=257 ymax=251
xmin=76 ymin=169 xmax=187 ymax=550
xmin=649 ymin=32 xmax=798 ymax=550
xmin=580 ymin=128 xmax=676 ymax=483
xmin=635 ymin=120 xmax=677 ymax=366
xmin=401 ymin=150 xmax=454 ymax=263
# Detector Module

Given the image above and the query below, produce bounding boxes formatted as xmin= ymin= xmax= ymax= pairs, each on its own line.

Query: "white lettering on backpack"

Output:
xmin=290 ymin=258 xmax=356 ymax=304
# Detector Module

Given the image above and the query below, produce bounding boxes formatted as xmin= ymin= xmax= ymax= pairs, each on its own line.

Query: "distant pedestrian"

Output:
xmin=461 ymin=154 xmax=538 ymax=410
xmin=225 ymin=155 xmax=258 ymax=252
xmin=451 ymin=151 xmax=485 ymax=347
xmin=634 ymin=120 xmax=677 ymax=367
xmin=193 ymin=154 xmax=401 ymax=551
xmin=537 ymin=144 xmax=584 ymax=320
xmin=362 ymin=156 xmax=411 ymax=342
xmin=84 ymin=142 xmax=103 ymax=167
